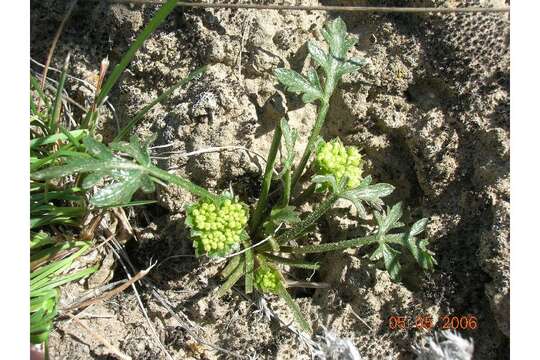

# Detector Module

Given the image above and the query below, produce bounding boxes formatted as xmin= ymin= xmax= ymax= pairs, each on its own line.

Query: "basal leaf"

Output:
xmin=312 ymin=174 xmax=339 ymax=193
xmin=276 ymin=118 xmax=298 ymax=178
xmin=140 ymin=175 xmax=156 ymax=193
xmin=83 ymin=136 xmax=112 ymax=160
xmin=90 ymin=170 xmax=145 ymax=207
xmin=81 ymin=172 xmax=107 ymax=189
xmin=263 ymin=205 xmax=300 ymax=236
xmin=32 ymin=158 xmax=119 ymax=180
xmin=109 ymin=135 xmax=151 ymax=166
xmin=270 ymin=206 xmax=301 ymax=225
xmin=307 ymin=68 xmax=322 ymax=92
xmin=380 ymin=202 xmax=403 ymax=234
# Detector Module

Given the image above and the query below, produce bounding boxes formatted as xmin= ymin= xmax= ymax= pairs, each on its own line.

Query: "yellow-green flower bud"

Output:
xmin=188 ymin=198 xmax=248 ymax=255
xmin=255 ymin=267 xmax=281 ymax=294
xmin=316 ymin=139 xmax=363 ymax=189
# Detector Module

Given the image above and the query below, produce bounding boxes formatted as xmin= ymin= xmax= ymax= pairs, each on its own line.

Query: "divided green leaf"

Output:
xmin=32 ymin=136 xmax=156 ymax=208
xmin=321 ymin=17 xmax=357 ymax=59
xmin=339 ymin=176 xmax=395 ymax=218
xmin=274 ymin=68 xmax=323 ymax=103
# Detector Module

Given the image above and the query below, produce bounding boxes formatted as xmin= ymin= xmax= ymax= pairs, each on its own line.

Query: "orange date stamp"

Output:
xmin=388 ymin=315 xmax=478 ymax=331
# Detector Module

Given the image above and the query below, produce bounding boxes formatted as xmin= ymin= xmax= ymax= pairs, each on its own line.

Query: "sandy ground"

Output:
xmin=30 ymin=0 xmax=509 ymax=359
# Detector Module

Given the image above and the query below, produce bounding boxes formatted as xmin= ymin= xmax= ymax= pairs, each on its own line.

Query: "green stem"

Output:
xmin=221 ymin=255 xmax=241 ymax=278
xmin=147 ymin=165 xmax=220 ymax=201
xmin=250 ymin=123 xmax=282 ymax=234
xmin=279 ymin=168 xmax=291 ymax=207
xmin=243 ymin=238 xmax=254 ymax=294
xmin=274 ymin=192 xmax=339 ymax=245
xmin=215 ymin=259 xmax=245 ymax=298
xmin=290 ymin=100 xmax=329 ymax=190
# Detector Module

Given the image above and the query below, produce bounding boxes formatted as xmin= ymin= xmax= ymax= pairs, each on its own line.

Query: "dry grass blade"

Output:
xmin=108 ymin=240 xmax=175 ymax=360
xmin=63 ymin=279 xmax=128 ymax=310
xmin=38 ymin=0 xmax=78 ymax=112
xmin=63 ymin=264 xmax=153 ymax=311
xmin=104 ymin=238 xmax=243 ymax=358
xmin=66 ymin=313 xmax=132 ymax=360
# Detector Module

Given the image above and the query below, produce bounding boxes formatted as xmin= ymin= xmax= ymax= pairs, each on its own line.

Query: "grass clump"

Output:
xmin=29 ymin=0 xmax=199 ymax=352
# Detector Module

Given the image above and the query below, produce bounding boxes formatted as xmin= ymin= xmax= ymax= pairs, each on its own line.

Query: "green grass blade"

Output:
xmin=30 ymin=130 xmax=88 ymax=149
xmin=30 ymin=231 xmax=55 ymax=250
xmin=243 ymin=239 xmax=254 ymax=294
xmin=35 ymin=266 xmax=97 ymax=294
xmin=98 ymin=199 xmax=157 ymax=209
xmin=30 ymin=244 xmax=89 ymax=290
xmin=31 ymin=74 xmax=50 ymax=109
xmin=114 ymin=65 xmax=207 ymax=142
xmin=93 ymin=0 xmax=179 ymax=109
xmin=276 ymin=286 xmax=312 ymax=333
xmin=50 ymin=54 xmax=70 ymax=133
xmin=31 ymin=189 xmax=83 ymax=203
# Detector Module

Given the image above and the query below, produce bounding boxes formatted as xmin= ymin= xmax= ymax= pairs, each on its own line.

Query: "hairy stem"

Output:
xmin=147 ymin=165 xmax=220 ymax=201
xmin=280 ymin=234 xmax=377 ymax=254
xmin=250 ymin=124 xmax=282 ymax=234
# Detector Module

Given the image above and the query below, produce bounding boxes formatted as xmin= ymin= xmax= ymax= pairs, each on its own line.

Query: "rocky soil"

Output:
xmin=30 ymin=0 xmax=509 ymax=359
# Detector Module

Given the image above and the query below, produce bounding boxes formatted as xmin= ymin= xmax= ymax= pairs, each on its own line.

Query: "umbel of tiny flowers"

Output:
xmin=255 ymin=266 xmax=281 ymax=294
xmin=315 ymin=138 xmax=363 ymax=189
xmin=186 ymin=198 xmax=248 ymax=257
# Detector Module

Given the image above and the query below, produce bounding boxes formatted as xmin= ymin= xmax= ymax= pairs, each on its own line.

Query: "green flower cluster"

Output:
xmin=316 ymin=139 xmax=363 ymax=189
xmin=255 ymin=267 xmax=281 ymax=294
xmin=189 ymin=199 xmax=248 ymax=254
